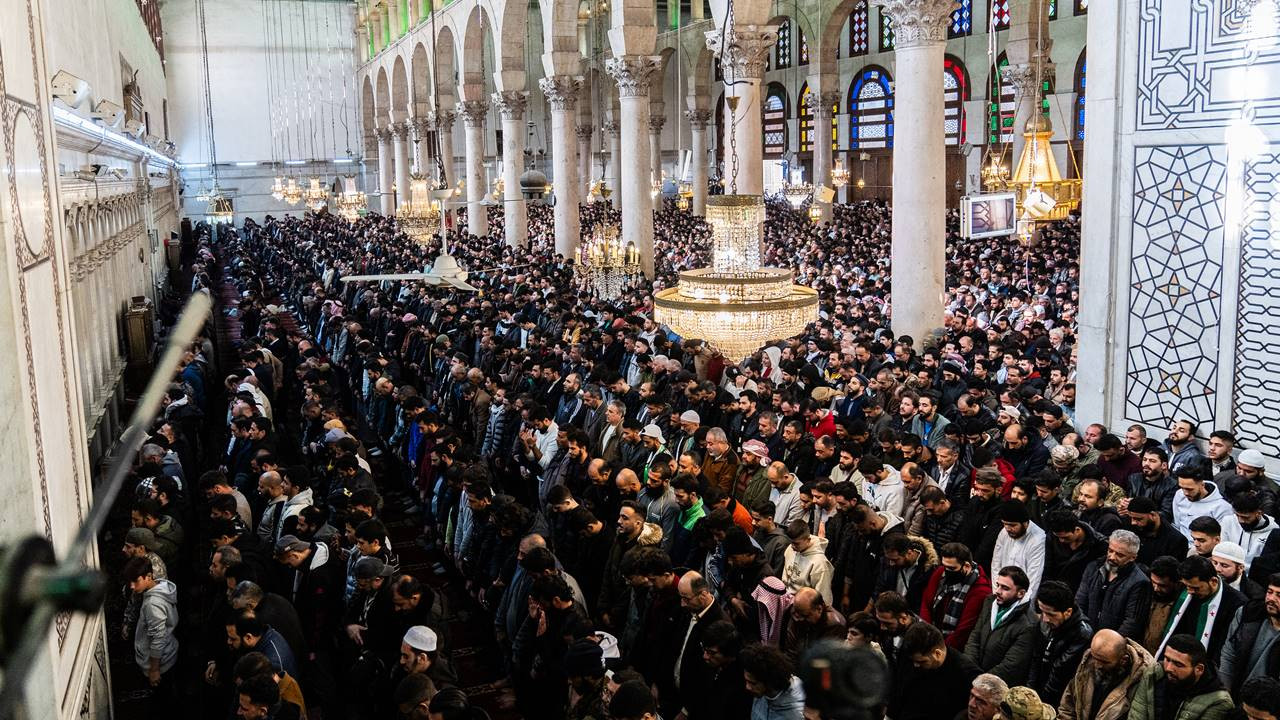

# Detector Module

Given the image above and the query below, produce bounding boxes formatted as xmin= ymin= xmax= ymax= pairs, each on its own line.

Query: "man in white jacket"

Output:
xmin=991 ymin=501 xmax=1047 ymax=598
xmin=1172 ymin=464 xmax=1235 ymax=540
xmin=782 ymin=520 xmax=835 ymax=604
xmin=858 ymin=456 xmax=906 ymax=517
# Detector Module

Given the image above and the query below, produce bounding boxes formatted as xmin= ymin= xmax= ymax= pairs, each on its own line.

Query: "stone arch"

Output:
xmin=410 ymin=42 xmax=431 ymax=117
xmin=434 ymin=24 xmax=459 ymax=105
xmin=375 ymin=65 xmax=391 ymax=128
xmin=460 ymin=3 xmax=497 ymax=89
xmin=817 ymin=0 xmax=865 ymax=79
xmin=391 ymin=54 xmax=410 ymax=123
xmin=362 ymin=75 xmax=378 ymax=155
xmin=654 ymin=45 xmax=678 ymax=107
xmin=687 ymin=44 xmax=715 ymax=109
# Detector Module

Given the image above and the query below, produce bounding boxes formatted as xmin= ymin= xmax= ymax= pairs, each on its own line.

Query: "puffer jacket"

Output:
xmin=1075 ymin=560 xmax=1152 ymax=638
xmin=133 ymin=579 xmax=179 ymax=674
xmin=1128 ymin=663 xmax=1233 ymax=720
xmin=1028 ymin=612 xmax=1092 ymax=707
xmin=1058 ymin=638 xmax=1156 ymax=720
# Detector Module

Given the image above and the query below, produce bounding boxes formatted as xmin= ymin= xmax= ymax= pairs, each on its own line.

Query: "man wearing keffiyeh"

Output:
xmin=920 ymin=542 xmax=993 ymax=649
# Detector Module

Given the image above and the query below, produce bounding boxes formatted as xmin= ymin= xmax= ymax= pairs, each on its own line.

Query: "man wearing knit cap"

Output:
xmin=122 ymin=527 xmax=168 ymax=581
xmin=564 ymin=638 xmax=606 ymax=720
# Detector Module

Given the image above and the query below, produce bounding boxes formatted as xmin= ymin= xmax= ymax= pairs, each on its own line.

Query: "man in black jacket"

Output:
xmin=963 ymin=565 xmax=1037 ymax=686
xmin=1001 ymin=424 xmax=1049 ymax=481
xmin=1154 ymin=555 xmax=1247 ymax=664
xmin=1076 ymin=529 xmax=1152 ymax=639
xmin=1028 ymin=580 xmax=1093 ymax=707
xmin=1219 ymin=574 xmax=1280 ymax=695
xmin=889 ymin=621 xmax=980 ymax=720
xmin=669 ymin=571 xmax=728 ymax=719
xmin=1044 ymin=511 xmax=1107 ymax=590
xmin=698 ymin=620 xmax=753 ymax=720
xmin=1125 ymin=496 xmax=1189 ymax=569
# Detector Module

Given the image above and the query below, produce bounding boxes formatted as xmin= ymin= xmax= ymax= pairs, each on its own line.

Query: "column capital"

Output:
xmin=815 ymin=91 xmax=842 ymax=119
xmin=647 ymin=115 xmax=665 ymax=133
xmin=410 ymin=117 xmax=432 ymax=142
xmin=601 ymin=120 xmax=620 ymax=137
xmin=458 ymin=99 xmax=489 ymax=127
xmin=539 ymin=75 xmax=583 ymax=112
xmin=705 ymin=26 xmax=776 ymax=81
xmin=1001 ymin=62 xmax=1056 ymax=97
xmin=390 ymin=121 xmax=411 ymax=140
xmin=375 ymin=126 xmax=394 ymax=143
xmin=605 ymin=56 xmax=661 ymax=99
xmin=428 ymin=109 xmax=456 ymax=132
xmin=575 ymin=124 xmax=594 ymax=141
xmin=491 ymin=90 xmax=529 ymax=120
xmin=872 ymin=0 xmax=958 ymax=49
xmin=685 ymin=109 xmax=712 ymax=128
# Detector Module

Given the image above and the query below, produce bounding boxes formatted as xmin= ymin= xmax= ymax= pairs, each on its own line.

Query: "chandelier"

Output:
xmin=676 ymin=180 xmax=693 ymax=211
xmin=334 ymin=176 xmax=367 ymax=222
xmin=651 ymin=174 xmax=662 ymax=200
xmin=208 ymin=187 xmax=234 ymax=224
xmin=654 ymin=194 xmax=818 ymax=360
xmin=271 ymin=175 xmax=285 ymax=201
xmin=782 ymin=167 xmax=813 ymax=210
xmin=984 ymin=113 xmax=1081 ymax=223
xmin=396 ymin=172 xmax=442 ymax=245
xmin=831 ymin=158 xmax=850 ymax=188
xmin=303 ymin=177 xmax=328 ymax=212
xmin=282 ymin=176 xmax=303 ymax=205
xmin=576 ymin=223 xmax=640 ymax=300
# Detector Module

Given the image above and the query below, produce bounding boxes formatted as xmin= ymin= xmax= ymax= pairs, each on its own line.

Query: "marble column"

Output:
xmin=1003 ymin=0 xmax=1053 ymax=171
xmin=392 ymin=122 xmax=411 ymax=208
xmin=606 ymin=56 xmax=661 ymax=278
xmin=410 ymin=117 xmax=431 ymax=174
xmin=812 ymin=90 xmax=841 ymax=223
xmin=603 ymin=120 xmax=622 ymax=209
xmin=576 ymin=124 xmax=594 ymax=201
xmin=493 ymin=90 xmax=529 ymax=248
xmin=430 ymin=109 xmax=457 ymax=187
xmin=540 ymin=75 xmax=584 ymax=259
xmin=878 ymin=0 xmax=952 ymax=344
xmin=685 ymin=109 xmax=712 ymax=215
xmin=376 ymin=127 xmax=394 ymax=214
xmin=706 ymin=27 xmax=774 ymax=196
xmin=648 ymin=113 xmax=665 ymax=189
xmin=458 ymin=99 xmax=490 ymax=237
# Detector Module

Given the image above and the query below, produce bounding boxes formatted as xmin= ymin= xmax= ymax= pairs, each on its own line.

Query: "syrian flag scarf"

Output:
xmin=1157 ymin=581 xmax=1224 ymax=658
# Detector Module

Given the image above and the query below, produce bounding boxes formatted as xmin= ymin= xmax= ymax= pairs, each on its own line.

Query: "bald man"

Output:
xmin=1057 ymin=628 xmax=1157 ymax=720
xmin=781 ymin=587 xmax=846 ymax=665
xmin=256 ymin=470 xmax=287 ymax=543
xmin=667 ymin=571 xmax=728 ymax=719
xmin=494 ymin=534 xmax=549 ymax=647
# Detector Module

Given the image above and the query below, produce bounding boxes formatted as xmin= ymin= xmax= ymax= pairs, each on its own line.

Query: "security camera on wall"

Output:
xmin=124 ymin=119 xmax=146 ymax=138
xmin=90 ymin=100 xmax=125 ymax=130
xmin=50 ymin=70 xmax=90 ymax=108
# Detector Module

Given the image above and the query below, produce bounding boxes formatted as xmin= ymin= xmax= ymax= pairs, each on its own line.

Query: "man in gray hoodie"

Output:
xmin=124 ymin=556 xmax=179 ymax=709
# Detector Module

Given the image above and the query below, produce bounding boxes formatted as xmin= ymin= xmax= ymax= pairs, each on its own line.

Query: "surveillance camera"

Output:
xmin=50 ymin=70 xmax=90 ymax=108
xmin=70 ymin=164 xmax=106 ymax=182
xmin=124 ymin=119 xmax=146 ymax=138
xmin=107 ymin=168 xmax=127 ymax=180
xmin=90 ymin=100 xmax=125 ymax=130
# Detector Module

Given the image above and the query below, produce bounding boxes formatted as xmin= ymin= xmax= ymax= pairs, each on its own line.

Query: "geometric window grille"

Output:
xmin=1048 ymin=0 xmax=1057 ymax=20
xmin=880 ymin=11 xmax=895 ymax=51
xmin=1075 ymin=0 xmax=1087 ymax=14
xmin=764 ymin=88 xmax=788 ymax=158
xmin=850 ymin=4 xmax=869 ymax=56
xmin=988 ymin=55 xmax=1016 ymax=144
xmin=849 ymin=66 xmax=894 ymax=149
xmin=1074 ymin=50 xmax=1086 ymax=142
xmin=799 ymin=83 xmax=813 ymax=153
xmin=949 ymin=0 xmax=972 ymax=38
xmin=990 ymin=0 xmax=1010 ymax=30
xmin=776 ymin=19 xmax=792 ymax=70
xmin=944 ymin=56 xmax=969 ymax=146
xmin=798 ymin=26 xmax=809 ymax=66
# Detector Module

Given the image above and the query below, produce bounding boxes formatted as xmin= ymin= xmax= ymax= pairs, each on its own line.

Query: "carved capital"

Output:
xmin=458 ymin=100 xmax=490 ymax=127
xmin=429 ymin=109 xmax=456 ymax=133
xmin=647 ymin=115 xmax=666 ymax=133
xmin=539 ymin=75 xmax=584 ymax=112
xmin=706 ymin=27 xmax=776 ymax=80
xmin=390 ymin=122 xmax=411 ymax=140
xmin=375 ymin=126 xmax=394 ymax=144
xmin=410 ymin=117 xmax=432 ymax=142
xmin=873 ymin=0 xmax=957 ymax=49
xmin=815 ymin=91 xmax=842 ymax=119
xmin=491 ymin=90 xmax=529 ymax=121
xmin=575 ymin=124 xmax=594 ymax=141
xmin=605 ymin=56 xmax=661 ymax=99
xmin=684 ymin=109 xmax=712 ymax=129
xmin=1001 ymin=62 xmax=1056 ymax=97
xmin=601 ymin=121 xmax=620 ymax=137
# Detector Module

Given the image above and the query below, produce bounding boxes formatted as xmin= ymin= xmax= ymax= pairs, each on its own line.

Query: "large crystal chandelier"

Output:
xmin=208 ymin=187 xmax=235 ymax=224
xmin=334 ymin=176 xmax=367 ymax=222
xmin=303 ymin=177 xmax=329 ymax=212
xmin=576 ymin=223 xmax=640 ymax=300
xmin=396 ymin=172 xmax=441 ymax=245
xmin=830 ymin=158 xmax=850 ymax=188
xmin=282 ymin=176 xmax=303 ymax=205
xmin=271 ymin=175 xmax=285 ymax=201
xmin=782 ymin=166 xmax=812 ymax=210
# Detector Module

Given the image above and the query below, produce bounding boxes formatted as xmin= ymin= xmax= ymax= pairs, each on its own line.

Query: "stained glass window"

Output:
xmin=990 ymin=0 xmax=1010 ymax=30
xmin=949 ymin=0 xmax=972 ymax=38
xmin=1048 ymin=0 xmax=1058 ymax=20
xmin=775 ymin=20 xmax=792 ymax=70
xmin=1074 ymin=50 xmax=1086 ymax=142
xmin=944 ymin=56 xmax=969 ymax=146
xmin=988 ymin=55 xmax=1015 ymax=144
xmin=1075 ymin=0 xmax=1087 ymax=14
xmin=880 ymin=11 xmax=895 ymax=51
xmin=798 ymin=27 xmax=809 ymax=66
xmin=850 ymin=4 xmax=869 ymax=56
xmin=849 ymin=67 xmax=893 ymax=149
xmin=799 ymin=83 xmax=813 ymax=153
xmin=764 ymin=87 xmax=788 ymax=158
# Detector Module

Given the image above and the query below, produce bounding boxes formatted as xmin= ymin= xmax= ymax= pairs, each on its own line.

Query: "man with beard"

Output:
xmin=963 ymin=566 xmax=1037 ymax=686
xmin=1140 ymin=556 xmax=1184 ymax=654
xmin=1211 ymin=542 xmax=1264 ymax=601
xmin=1076 ymin=529 xmax=1153 ymax=638
xmin=1027 ymin=580 xmax=1093 ymax=707
xmin=1162 ymin=418 xmax=1205 ymax=476
xmin=1130 ymin=634 xmax=1232 ymax=720
xmin=1078 ymin=479 xmax=1124 ymax=536
xmin=873 ymin=591 xmax=919 ymax=667
xmin=564 ymin=638 xmax=607 ymax=720
xmin=1044 ymin=510 xmax=1107 ymax=590
xmin=888 ymin=622 xmax=981 ymax=720
xmin=991 ymin=501 xmax=1047 ymax=598
xmin=513 ymin=574 xmax=590 ymax=720
xmin=1058 ymin=628 xmax=1157 ymax=720
xmin=596 ymin=502 xmax=649 ymax=630
xmin=1227 ymin=493 xmax=1278 ymax=570
xmin=931 ymin=439 xmax=972 ymax=506
xmin=1221 ymin=574 xmax=1280 ymax=695
xmin=1125 ymin=497 xmax=1190 ymax=568
xmin=1121 ymin=447 xmax=1178 ymax=524
xmin=960 ymin=469 xmax=1007 ymax=569
xmin=828 ymin=443 xmax=864 ymax=489
xmin=1096 ymin=433 xmax=1142 ymax=491
xmin=1156 ymin=555 xmax=1246 ymax=663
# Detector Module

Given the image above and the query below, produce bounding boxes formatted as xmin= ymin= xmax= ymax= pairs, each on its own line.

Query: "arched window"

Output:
xmin=949 ymin=0 xmax=972 ymax=37
xmin=990 ymin=0 xmax=1010 ymax=30
xmin=1074 ymin=49 xmax=1086 ymax=142
xmin=849 ymin=4 xmax=869 ymax=57
xmin=849 ymin=66 xmax=893 ymax=149
xmin=798 ymin=83 xmax=813 ymax=153
xmin=944 ymin=56 xmax=970 ymax=146
xmin=798 ymin=26 xmax=809 ymax=66
xmin=775 ymin=19 xmax=792 ymax=69
xmin=988 ymin=53 xmax=1015 ymax=144
xmin=763 ymin=84 xmax=788 ymax=158
xmin=879 ymin=10 xmax=895 ymax=51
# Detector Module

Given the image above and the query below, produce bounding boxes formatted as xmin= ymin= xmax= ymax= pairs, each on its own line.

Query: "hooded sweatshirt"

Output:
xmin=1223 ymin=513 xmax=1276 ymax=570
xmin=782 ymin=535 xmax=834 ymax=604
xmin=751 ymin=675 xmax=806 ymax=720
xmin=864 ymin=464 xmax=905 ymax=517
xmin=1172 ymin=481 xmax=1235 ymax=540
xmin=133 ymin=579 xmax=179 ymax=674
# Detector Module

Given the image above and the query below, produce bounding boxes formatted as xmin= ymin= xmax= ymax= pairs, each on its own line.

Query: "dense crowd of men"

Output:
xmin=113 ymin=197 xmax=1280 ymax=720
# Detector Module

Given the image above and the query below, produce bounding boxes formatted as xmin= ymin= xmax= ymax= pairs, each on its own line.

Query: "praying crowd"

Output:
xmin=109 ymin=197 xmax=1280 ymax=720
